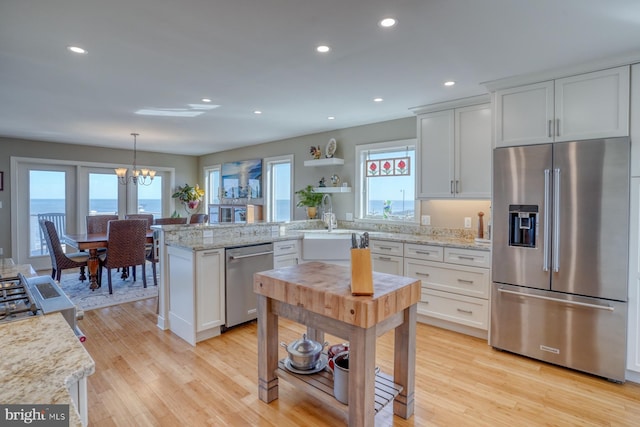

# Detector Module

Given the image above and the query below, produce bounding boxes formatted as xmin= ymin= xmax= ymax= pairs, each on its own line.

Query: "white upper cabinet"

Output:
xmin=416 ymin=101 xmax=491 ymax=199
xmin=495 ymin=66 xmax=630 ymax=147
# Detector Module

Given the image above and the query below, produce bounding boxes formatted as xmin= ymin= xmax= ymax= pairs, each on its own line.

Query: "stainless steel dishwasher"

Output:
xmin=225 ymin=243 xmax=274 ymax=329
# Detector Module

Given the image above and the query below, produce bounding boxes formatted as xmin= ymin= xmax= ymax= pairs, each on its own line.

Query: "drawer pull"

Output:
xmin=457 ymin=308 xmax=473 ymax=314
xmin=415 ymin=251 xmax=432 ymax=255
xmin=379 ymin=246 xmax=394 ymax=250
xmin=457 ymin=279 xmax=474 ymax=284
xmin=279 ymin=245 xmax=293 ymax=250
xmin=458 ymin=256 xmax=475 ymax=261
xmin=415 ymin=272 xmax=430 ymax=277
xmin=377 ymin=256 xmax=392 ymax=261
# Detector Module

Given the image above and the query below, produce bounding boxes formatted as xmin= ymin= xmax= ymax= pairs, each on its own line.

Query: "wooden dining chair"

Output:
xmin=188 ymin=214 xmax=208 ymax=224
xmin=125 ymin=213 xmax=154 ymax=228
xmin=98 ymin=219 xmax=148 ymax=294
xmin=39 ymin=219 xmax=89 ymax=282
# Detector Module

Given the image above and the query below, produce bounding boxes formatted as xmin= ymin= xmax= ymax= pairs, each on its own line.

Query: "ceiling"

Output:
xmin=2 ymin=0 xmax=640 ymax=156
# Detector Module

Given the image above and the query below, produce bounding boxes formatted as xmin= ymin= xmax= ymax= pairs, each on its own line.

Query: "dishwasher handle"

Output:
xmin=228 ymin=250 xmax=274 ymax=260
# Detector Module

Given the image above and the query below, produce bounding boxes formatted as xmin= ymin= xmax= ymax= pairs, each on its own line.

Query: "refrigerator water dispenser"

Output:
xmin=508 ymin=205 xmax=537 ymax=248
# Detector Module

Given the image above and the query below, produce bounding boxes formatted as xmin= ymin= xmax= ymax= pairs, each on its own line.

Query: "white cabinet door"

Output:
xmin=495 ymin=81 xmax=554 ymax=147
xmin=627 ymin=178 xmax=640 ymax=377
xmin=417 ymin=109 xmax=455 ymax=198
xmin=455 ymin=104 xmax=492 ymax=198
xmin=196 ymin=249 xmax=225 ymax=331
xmin=371 ymin=253 xmax=403 ymax=275
xmin=495 ymin=66 xmax=630 ymax=147
xmin=555 ymin=66 xmax=629 ymax=142
xmin=274 ymin=239 xmax=299 ymax=268
xmin=632 ymin=63 xmax=640 ymax=177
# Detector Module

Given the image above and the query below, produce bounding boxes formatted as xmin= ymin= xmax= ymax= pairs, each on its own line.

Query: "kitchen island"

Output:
xmin=254 ymin=262 xmax=421 ymax=427
xmin=0 ymin=313 xmax=95 ymax=426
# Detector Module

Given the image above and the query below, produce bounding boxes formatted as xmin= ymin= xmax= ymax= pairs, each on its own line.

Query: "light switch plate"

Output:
xmin=421 ymin=215 xmax=430 ymax=225
xmin=464 ymin=217 xmax=472 ymax=228
xmin=345 ymin=212 xmax=353 ymax=221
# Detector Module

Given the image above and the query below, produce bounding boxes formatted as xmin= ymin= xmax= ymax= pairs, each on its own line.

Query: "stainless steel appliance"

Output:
xmin=225 ymin=243 xmax=274 ymax=329
xmin=491 ymin=137 xmax=630 ymax=382
xmin=0 ymin=273 xmax=84 ymax=340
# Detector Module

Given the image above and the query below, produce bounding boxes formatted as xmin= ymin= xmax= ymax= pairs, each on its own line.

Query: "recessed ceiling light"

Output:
xmin=316 ymin=45 xmax=331 ymax=53
xmin=328 ymin=116 xmax=335 ymax=120
xmin=254 ymin=110 xmax=262 ymax=115
xmin=373 ymin=97 xmax=384 ymax=102
xmin=379 ymin=18 xmax=397 ymax=28
xmin=444 ymin=81 xmax=456 ymax=87
xmin=67 ymin=46 xmax=87 ymax=54
xmin=201 ymin=98 xmax=211 ymax=103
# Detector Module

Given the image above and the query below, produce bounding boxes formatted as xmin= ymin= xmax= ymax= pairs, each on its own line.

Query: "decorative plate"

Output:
xmin=325 ymin=138 xmax=337 ymax=158
xmin=283 ymin=353 xmax=329 ymax=375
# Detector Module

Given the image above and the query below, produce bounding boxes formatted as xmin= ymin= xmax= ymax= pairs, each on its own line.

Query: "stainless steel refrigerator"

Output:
xmin=491 ymin=137 xmax=630 ymax=382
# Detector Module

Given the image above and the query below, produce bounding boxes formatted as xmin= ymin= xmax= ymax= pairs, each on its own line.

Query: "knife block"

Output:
xmin=350 ymin=248 xmax=374 ymax=296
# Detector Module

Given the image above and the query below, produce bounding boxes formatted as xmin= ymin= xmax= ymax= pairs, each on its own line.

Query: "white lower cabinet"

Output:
xmin=274 ymin=239 xmax=299 ymax=268
xmin=404 ymin=243 xmax=491 ymax=338
xmin=370 ymin=239 xmax=404 ymax=275
xmin=167 ymin=246 xmax=225 ymax=346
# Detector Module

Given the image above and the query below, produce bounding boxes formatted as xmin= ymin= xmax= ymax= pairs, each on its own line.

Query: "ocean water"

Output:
xmin=30 ymin=199 xmax=161 ymax=215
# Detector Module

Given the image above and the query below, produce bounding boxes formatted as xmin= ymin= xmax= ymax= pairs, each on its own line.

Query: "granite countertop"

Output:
xmin=0 ymin=313 xmax=95 ymax=427
xmin=165 ymin=229 xmax=490 ymax=252
xmin=0 ymin=261 xmax=36 ymax=279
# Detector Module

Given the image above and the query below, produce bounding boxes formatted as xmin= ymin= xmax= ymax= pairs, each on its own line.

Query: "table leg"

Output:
xmin=349 ymin=325 xmax=376 ymax=427
xmin=393 ymin=303 xmax=417 ymax=418
xmin=86 ymin=248 xmax=100 ymax=290
xmin=257 ymin=295 xmax=279 ymax=403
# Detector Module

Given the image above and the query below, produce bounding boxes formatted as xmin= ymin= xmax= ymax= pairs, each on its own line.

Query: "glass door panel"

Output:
xmin=137 ymin=175 xmax=162 ymax=219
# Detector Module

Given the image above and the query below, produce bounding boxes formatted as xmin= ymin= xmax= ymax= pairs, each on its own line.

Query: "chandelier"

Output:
xmin=115 ymin=133 xmax=156 ymax=186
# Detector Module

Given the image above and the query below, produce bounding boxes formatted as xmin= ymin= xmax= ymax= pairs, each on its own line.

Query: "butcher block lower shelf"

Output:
xmin=276 ymin=359 xmax=403 ymax=414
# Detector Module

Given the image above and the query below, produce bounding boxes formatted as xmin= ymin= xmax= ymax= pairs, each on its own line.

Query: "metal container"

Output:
xmin=280 ymin=333 xmax=327 ymax=370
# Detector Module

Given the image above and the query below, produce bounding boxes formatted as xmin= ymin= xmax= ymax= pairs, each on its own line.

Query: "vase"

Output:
xmin=306 ymin=206 xmax=317 ymax=219
xmin=183 ymin=200 xmax=200 ymax=215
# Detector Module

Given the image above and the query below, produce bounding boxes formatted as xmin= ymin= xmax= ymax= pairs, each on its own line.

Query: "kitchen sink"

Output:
xmin=302 ymin=230 xmax=353 ymax=261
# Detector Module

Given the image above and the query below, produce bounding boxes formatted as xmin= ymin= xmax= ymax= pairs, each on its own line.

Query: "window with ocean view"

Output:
xmin=356 ymin=139 xmax=417 ymax=222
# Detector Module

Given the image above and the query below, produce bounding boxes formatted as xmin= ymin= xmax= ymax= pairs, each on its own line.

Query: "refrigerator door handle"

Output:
xmin=543 ymin=169 xmax=551 ymax=271
xmin=497 ymin=288 xmax=615 ymax=311
xmin=553 ymin=168 xmax=561 ymax=272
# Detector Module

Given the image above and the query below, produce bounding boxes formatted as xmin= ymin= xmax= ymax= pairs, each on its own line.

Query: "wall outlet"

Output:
xmin=345 ymin=212 xmax=353 ymax=221
xmin=421 ymin=215 xmax=431 ymax=225
xmin=464 ymin=217 xmax=472 ymax=228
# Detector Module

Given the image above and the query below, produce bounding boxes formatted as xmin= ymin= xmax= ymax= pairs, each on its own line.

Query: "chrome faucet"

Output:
xmin=321 ymin=194 xmax=336 ymax=231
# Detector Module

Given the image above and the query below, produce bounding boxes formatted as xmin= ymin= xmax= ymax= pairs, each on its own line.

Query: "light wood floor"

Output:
xmin=80 ymin=297 xmax=640 ymax=426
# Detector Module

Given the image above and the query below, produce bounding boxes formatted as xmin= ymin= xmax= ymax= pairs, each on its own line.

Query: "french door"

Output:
xmin=12 ymin=158 xmax=172 ymax=270
xmin=14 ymin=162 xmax=80 ymax=270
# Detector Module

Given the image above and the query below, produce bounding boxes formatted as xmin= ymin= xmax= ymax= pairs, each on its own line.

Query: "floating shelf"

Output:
xmin=276 ymin=359 xmax=403 ymax=414
xmin=313 ymin=187 xmax=351 ymax=193
xmin=304 ymin=158 xmax=345 ymax=167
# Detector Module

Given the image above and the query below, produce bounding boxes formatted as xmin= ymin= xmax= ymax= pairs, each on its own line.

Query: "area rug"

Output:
xmin=57 ymin=266 xmax=158 ymax=311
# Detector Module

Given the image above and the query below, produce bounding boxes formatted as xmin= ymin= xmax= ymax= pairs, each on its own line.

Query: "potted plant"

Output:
xmin=172 ymin=183 xmax=205 ymax=214
xmin=295 ymin=185 xmax=324 ymax=219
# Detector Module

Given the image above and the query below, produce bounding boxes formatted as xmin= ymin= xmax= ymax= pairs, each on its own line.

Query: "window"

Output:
xmin=264 ymin=155 xmax=293 ymax=222
xmin=205 ymin=165 xmax=221 ymax=222
xmin=137 ymin=175 xmax=162 ymax=218
xmin=355 ymin=139 xmax=417 ymax=222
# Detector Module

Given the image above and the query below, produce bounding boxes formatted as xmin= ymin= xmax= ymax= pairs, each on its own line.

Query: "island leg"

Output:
xmin=257 ymin=294 xmax=279 ymax=403
xmin=393 ymin=303 xmax=417 ymax=418
xmin=349 ymin=325 xmax=376 ymax=427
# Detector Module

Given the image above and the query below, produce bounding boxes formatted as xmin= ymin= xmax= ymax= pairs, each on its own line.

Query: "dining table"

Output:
xmin=63 ymin=230 xmax=154 ymax=290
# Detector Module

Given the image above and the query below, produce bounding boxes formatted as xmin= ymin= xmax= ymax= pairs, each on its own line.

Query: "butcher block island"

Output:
xmin=254 ymin=262 xmax=420 ymax=427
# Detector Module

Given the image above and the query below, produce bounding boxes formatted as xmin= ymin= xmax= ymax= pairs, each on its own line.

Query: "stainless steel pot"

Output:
xmin=280 ymin=333 xmax=328 ymax=370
